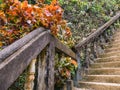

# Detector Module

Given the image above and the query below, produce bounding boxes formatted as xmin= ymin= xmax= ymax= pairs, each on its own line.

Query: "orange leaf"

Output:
xmin=0 ymin=42 xmax=3 ymax=47
xmin=21 ymin=1 xmax=28 ymax=9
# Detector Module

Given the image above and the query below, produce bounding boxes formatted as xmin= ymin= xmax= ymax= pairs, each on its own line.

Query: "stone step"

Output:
xmin=95 ymin=58 xmax=120 ymax=63
xmin=113 ymin=34 xmax=120 ymax=39
xmin=95 ymin=56 xmax=120 ymax=63
xmin=113 ymin=36 xmax=120 ymax=41
xmin=99 ymin=54 xmax=120 ymax=58
xmin=113 ymin=32 xmax=120 ymax=39
xmin=113 ymin=31 xmax=120 ymax=37
xmin=111 ymin=43 xmax=120 ymax=48
xmin=79 ymin=81 xmax=120 ymax=90
xmin=74 ymin=87 xmax=92 ymax=90
xmin=99 ymin=51 xmax=120 ymax=58
xmin=91 ymin=61 xmax=120 ymax=68
xmin=88 ymin=68 xmax=120 ymax=75
xmin=105 ymin=46 xmax=120 ymax=52
xmin=113 ymin=30 xmax=120 ymax=37
xmin=112 ymin=39 xmax=120 ymax=44
xmin=84 ymin=75 xmax=120 ymax=83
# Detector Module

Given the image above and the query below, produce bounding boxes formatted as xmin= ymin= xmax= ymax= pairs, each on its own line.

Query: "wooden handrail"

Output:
xmin=75 ymin=12 xmax=120 ymax=50
xmin=54 ymin=37 xmax=76 ymax=60
xmin=0 ymin=30 xmax=50 ymax=90
xmin=0 ymin=27 xmax=45 ymax=63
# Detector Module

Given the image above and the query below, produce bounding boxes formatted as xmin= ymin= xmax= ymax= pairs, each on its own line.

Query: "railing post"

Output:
xmin=34 ymin=49 xmax=47 ymax=90
xmin=84 ymin=45 xmax=90 ymax=70
xmin=104 ymin=31 xmax=111 ymax=42
xmin=66 ymin=79 xmax=74 ymax=90
xmin=91 ymin=42 xmax=97 ymax=59
xmin=24 ymin=59 xmax=37 ymax=90
xmin=74 ymin=50 xmax=82 ymax=87
xmin=95 ymin=38 xmax=104 ymax=55
xmin=100 ymin=35 xmax=106 ymax=49
xmin=46 ymin=36 xmax=55 ymax=90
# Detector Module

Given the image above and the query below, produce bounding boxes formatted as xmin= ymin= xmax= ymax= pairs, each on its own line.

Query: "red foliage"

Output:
xmin=0 ymin=0 xmax=71 ymax=48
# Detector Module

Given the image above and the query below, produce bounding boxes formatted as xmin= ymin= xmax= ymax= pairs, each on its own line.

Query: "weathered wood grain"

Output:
xmin=35 ymin=49 xmax=47 ymax=90
xmin=75 ymin=12 xmax=120 ymax=50
xmin=0 ymin=27 xmax=45 ymax=63
xmin=0 ymin=31 xmax=50 ymax=90
xmin=47 ymin=36 xmax=55 ymax=90
xmin=66 ymin=80 xmax=74 ymax=90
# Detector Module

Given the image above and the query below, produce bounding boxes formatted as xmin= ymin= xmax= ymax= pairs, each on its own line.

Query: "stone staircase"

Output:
xmin=75 ymin=30 xmax=120 ymax=90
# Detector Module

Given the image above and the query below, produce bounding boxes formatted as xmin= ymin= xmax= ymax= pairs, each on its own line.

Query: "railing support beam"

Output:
xmin=46 ymin=36 xmax=55 ymax=90
xmin=74 ymin=50 xmax=82 ymax=87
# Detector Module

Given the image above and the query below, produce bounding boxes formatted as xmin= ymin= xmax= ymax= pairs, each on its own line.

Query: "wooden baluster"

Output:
xmin=91 ymin=41 xmax=97 ymax=59
xmin=108 ymin=26 xmax=116 ymax=40
xmin=24 ymin=59 xmax=37 ymax=90
xmin=95 ymin=37 xmax=104 ymax=55
xmin=110 ymin=29 xmax=114 ymax=41
xmin=106 ymin=29 xmax=113 ymax=42
xmin=102 ymin=32 xmax=109 ymax=47
xmin=34 ymin=49 xmax=47 ymax=90
xmin=104 ymin=30 xmax=111 ymax=43
xmin=46 ymin=37 xmax=55 ymax=90
xmin=100 ymin=35 xmax=106 ymax=50
xmin=110 ymin=26 xmax=115 ymax=35
xmin=73 ymin=50 xmax=82 ymax=87
xmin=111 ymin=26 xmax=118 ymax=39
xmin=66 ymin=79 xmax=74 ymax=90
xmin=84 ymin=45 xmax=90 ymax=74
xmin=87 ymin=43 xmax=94 ymax=64
xmin=93 ymin=40 xmax=99 ymax=58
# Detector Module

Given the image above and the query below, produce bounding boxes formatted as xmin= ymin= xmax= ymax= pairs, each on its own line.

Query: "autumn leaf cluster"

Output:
xmin=55 ymin=57 xmax=78 ymax=87
xmin=0 ymin=0 xmax=71 ymax=48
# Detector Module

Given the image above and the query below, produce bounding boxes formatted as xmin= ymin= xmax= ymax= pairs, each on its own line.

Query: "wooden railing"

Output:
xmin=0 ymin=12 xmax=120 ymax=90
xmin=0 ymin=28 xmax=76 ymax=90
xmin=74 ymin=12 xmax=120 ymax=86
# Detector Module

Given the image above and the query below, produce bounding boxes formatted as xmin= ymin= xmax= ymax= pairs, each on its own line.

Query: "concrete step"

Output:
xmin=99 ymin=50 xmax=120 ymax=58
xmin=110 ymin=43 xmax=120 ymax=48
xmin=113 ymin=31 xmax=120 ymax=37
xmin=112 ymin=39 xmax=120 ymax=44
xmin=113 ymin=35 xmax=120 ymax=39
xmin=84 ymin=75 xmax=120 ymax=83
xmin=96 ymin=55 xmax=120 ymax=63
xmin=91 ymin=61 xmax=120 ymax=68
xmin=88 ymin=68 xmax=120 ymax=75
xmin=79 ymin=81 xmax=120 ymax=90
xmin=99 ymin=54 xmax=120 ymax=58
xmin=113 ymin=36 xmax=120 ymax=41
xmin=105 ymin=46 xmax=120 ymax=52
xmin=74 ymin=87 xmax=93 ymax=90
xmin=113 ymin=36 xmax=120 ymax=40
